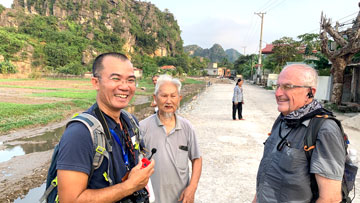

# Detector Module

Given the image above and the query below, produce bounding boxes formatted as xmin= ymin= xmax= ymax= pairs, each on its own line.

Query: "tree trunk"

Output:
xmin=330 ymin=58 xmax=347 ymax=104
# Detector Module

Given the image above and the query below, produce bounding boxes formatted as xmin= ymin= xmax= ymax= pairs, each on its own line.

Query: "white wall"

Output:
xmin=315 ymin=76 xmax=332 ymax=101
xmin=267 ymin=74 xmax=278 ymax=87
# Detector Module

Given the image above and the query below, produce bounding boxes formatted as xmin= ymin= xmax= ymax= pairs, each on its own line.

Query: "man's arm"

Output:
xmin=58 ymin=160 xmax=155 ymax=203
xmin=178 ymin=157 xmax=202 ymax=203
xmin=315 ymin=174 xmax=342 ymax=203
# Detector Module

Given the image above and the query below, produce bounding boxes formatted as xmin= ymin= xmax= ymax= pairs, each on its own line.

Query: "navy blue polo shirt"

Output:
xmin=57 ymin=104 xmax=139 ymax=191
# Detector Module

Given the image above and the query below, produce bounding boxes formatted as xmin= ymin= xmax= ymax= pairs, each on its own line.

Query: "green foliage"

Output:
xmin=0 ymin=4 xmax=5 ymax=14
xmin=0 ymin=61 xmax=17 ymax=74
xmin=58 ymin=61 xmax=86 ymax=75
xmin=234 ymin=54 xmax=256 ymax=79
xmin=0 ymin=29 xmax=28 ymax=59
xmin=141 ymin=55 xmax=158 ymax=77
xmin=272 ymin=37 xmax=303 ymax=67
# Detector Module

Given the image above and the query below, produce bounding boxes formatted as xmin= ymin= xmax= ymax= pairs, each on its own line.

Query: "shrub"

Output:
xmin=0 ymin=61 xmax=17 ymax=74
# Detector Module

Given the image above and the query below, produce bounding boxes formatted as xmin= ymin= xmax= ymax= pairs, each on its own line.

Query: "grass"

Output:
xmin=183 ymin=78 xmax=205 ymax=84
xmin=31 ymin=90 xmax=97 ymax=99
xmin=0 ymin=77 xmax=203 ymax=134
xmin=0 ymin=102 xmax=72 ymax=132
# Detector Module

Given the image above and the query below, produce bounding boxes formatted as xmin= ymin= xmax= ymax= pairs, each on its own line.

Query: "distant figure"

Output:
xmin=140 ymin=74 xmax=202 ymax=203
xmin=150 ymin=75 xmax=159 ymax=113
xmin=253 ymin=64 xmax=345 ymax=203
xmin=232 ymin=78 xmax=244 ymax=120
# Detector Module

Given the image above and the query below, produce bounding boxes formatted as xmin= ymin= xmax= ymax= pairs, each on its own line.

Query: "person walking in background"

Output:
xmin=140 ymin=74 xmax=202 ymax=203
xmin=232 ymin=78 xmax=244 ymax=120
xmin=150 ymin=75 xmax=159 ymax=113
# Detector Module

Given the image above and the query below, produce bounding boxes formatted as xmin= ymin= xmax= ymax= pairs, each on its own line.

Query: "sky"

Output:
xmin=1 ymin=0 xmax=359 ymax=54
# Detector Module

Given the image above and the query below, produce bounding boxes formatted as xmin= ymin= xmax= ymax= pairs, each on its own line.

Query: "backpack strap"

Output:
xmin=71 ymin=112 xmax=114 ymax=186
xmin=304 ymin=114 xmax=349 ymax=202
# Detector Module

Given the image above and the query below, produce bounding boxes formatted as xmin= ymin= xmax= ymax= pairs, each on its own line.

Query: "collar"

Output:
xmin=155 ymin=113 xmax=181 ymax=130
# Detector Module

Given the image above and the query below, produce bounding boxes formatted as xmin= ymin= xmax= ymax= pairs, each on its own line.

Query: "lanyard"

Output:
xmin=109 ymin=128 xmax=129 ymax=169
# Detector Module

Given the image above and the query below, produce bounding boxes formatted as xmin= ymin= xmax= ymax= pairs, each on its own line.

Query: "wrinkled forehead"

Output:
xmin=278 ymin=67 xmax=304 ymax=84
xmin=158 ymin=82 xmax=179 ymax=93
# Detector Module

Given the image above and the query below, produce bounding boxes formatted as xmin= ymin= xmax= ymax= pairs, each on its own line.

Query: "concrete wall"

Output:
xmin=315 ymin=76 xmax=331 ymax=101
xmin=267 ymin=74 xmax=278 ymax=87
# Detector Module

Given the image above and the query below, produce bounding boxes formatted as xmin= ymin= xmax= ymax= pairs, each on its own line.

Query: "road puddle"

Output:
xmin=0 ymin=126 xmax=65 ymax=163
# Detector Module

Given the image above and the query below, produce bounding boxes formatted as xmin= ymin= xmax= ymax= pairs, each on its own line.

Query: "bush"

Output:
xmin=0 ymin=61 xmax=17 ymax=74
xmin=58 ymin=61 xmax=86 ymax=75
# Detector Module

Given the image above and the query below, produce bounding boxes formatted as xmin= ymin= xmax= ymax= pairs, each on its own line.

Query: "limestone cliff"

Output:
xmin=0 ymin=0 xmax=183 ymax=76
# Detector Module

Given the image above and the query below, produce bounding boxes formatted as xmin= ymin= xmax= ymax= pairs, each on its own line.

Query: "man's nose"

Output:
xmin=275 ymin=87 xmax=284 ymax=97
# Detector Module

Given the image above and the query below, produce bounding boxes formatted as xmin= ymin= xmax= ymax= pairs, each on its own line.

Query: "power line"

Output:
xmin=264 ymin=0 xmax=287 ymax=13
xmin=257 ymin=0 xmax=279 ymax=12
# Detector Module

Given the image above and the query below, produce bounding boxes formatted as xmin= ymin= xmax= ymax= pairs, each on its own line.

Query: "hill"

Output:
xmin=184 ymin=44 xmax=241 ymax=63
xmin=0 ymin=0 xmax=183 ymax=76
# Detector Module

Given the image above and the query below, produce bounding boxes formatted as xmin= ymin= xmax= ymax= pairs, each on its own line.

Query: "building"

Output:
xmin=134 ymin=67 xmax=143 ymax=79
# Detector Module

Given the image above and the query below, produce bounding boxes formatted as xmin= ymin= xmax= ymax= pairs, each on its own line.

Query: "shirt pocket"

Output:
xmin=278 ymin=146 xmax=307 ymax=173
xmin=176 ymin=148 xmax=189 ymax=170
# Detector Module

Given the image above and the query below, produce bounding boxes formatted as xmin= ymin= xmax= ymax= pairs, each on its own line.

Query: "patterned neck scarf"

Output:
xmin=281 ymin=99 xmax=323 ymax=127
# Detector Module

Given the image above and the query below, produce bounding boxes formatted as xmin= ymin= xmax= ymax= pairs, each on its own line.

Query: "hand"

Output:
xmin=234 ymin=102 xmax=238 ymax=105
xmin=178 ymin=185 xmax=196 ymax=203
xmin=242 ymin=101 xmax=244 ymax=104
xmin=127 ymin=160 xmax=155 ymax=191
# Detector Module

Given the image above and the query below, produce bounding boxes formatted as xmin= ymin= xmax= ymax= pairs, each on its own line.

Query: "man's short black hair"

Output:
xmin=92 ymin=52 xmax=129 ymax=77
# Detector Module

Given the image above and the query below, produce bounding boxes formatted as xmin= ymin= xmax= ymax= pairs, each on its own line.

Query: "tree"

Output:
xmin=272 ymin=37 xmax=303 ymax=67
xmin=320 ymin=6 xmax=360 ymax=104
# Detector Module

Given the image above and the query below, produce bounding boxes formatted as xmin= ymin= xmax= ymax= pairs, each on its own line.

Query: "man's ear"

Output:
xmin=179 ymin=95 xmax=183 ymax=101
xmin=91 ymin=77 xmax=100 ymax=91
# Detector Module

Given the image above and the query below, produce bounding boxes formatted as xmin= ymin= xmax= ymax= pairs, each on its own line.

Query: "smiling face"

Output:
xmin=155 ymin=81 xmax=182 ymax=115
xmin=275 ymin=67 xmax=312 ymax=116
xmin=92 ymin=56 xmax=136 ymax=115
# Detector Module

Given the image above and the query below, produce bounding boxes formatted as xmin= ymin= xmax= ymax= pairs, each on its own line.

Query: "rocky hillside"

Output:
xmin=0 ymin=0 xmax=183 ymax=76
xmin=184 ymin=44 xmax=241 ymax=63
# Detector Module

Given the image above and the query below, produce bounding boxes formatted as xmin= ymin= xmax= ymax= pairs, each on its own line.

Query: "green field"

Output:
xmin=0 ymin=77 xmax=204 ymax=134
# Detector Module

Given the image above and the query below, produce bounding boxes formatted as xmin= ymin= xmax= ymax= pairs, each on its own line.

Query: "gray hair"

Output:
xmin=282 ymin=64 xmax=318 ymax=87
xmin=154 ymin=74 xmax=182 ymax=95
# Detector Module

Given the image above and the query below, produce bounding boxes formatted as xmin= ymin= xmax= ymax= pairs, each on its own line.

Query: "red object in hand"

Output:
xmin=141 ymin=148 xmax=156 ymax=169
xmin=141 ymin=158 xmax=151 ymax=168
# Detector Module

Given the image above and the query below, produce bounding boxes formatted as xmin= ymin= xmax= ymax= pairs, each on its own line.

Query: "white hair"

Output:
xmin=154 ymin=74 xmax=182 ymax=95
xmin=282 ymin=64 xmax=318 ymax=87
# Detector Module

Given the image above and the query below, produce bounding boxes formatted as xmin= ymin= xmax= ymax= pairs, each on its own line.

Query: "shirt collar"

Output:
xmin=155 ymin=113 xmax=182 ymax=130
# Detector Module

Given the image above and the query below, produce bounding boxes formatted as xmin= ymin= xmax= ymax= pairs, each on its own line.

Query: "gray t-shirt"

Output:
xmin=256 ymin=117 xmax=346 ymax=202
xmin=140 ymin=114 xmax=201 ymax=203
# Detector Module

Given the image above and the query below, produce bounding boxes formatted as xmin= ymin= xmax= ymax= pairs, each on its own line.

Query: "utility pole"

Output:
xmin=241 ymin=46 xmax=246 ymax=55
xmin=255 ymin=12 xmax=265 ymax=84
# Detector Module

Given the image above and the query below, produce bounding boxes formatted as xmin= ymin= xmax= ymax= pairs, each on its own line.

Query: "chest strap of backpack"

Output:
xmin=39 ymin=113 xmax=114 ymax=203
xmin=71 ymin=113 xmax=113 ymax=186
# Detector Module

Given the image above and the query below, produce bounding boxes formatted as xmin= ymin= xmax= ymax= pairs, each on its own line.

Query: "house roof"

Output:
xmin=261 ymin=44 xmax=274 ymax=54
xmin=160 ymin=65 xmax=176 ymax=70
xmin=262 ymin=44 xmax=318 ymax=54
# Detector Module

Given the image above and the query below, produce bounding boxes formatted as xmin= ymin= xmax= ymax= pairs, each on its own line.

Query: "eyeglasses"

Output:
xmin=273 ymin=84 xmax=311 ymax=91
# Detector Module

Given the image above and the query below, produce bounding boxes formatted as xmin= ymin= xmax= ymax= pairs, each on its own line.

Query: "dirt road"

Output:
xmin=179 ymin=81 xmax=360 ymax=202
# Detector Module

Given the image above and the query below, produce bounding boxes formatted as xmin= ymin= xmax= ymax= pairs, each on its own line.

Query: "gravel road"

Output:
xmin=179 ymin=81 xmax=360 ymax=203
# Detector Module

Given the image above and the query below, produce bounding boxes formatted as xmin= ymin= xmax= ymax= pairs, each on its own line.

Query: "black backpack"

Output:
xmin=304 ymin=114 xmax=358 ymax=203
xmin=39 ymin=109 xmax=144 ymax=203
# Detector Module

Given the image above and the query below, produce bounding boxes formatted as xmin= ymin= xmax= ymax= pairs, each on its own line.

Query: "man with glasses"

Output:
xmin=253 ymin=64 xmax=345 ymax=203
xmin=57 ymin=52 xmax=155 ymax=203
